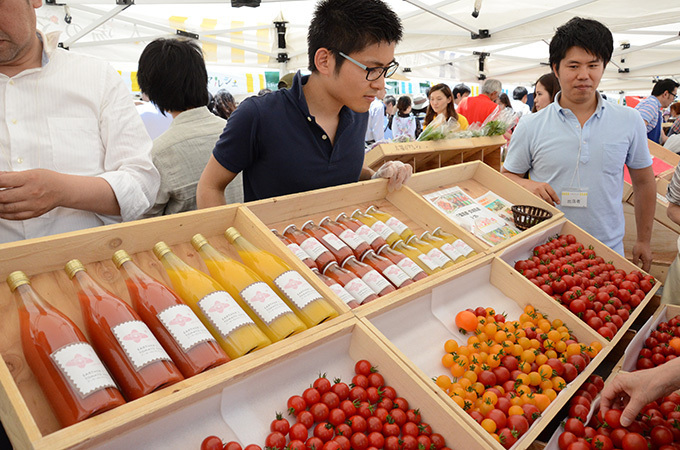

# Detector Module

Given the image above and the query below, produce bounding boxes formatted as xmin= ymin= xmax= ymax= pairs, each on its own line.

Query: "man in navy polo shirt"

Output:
xmin=196 ymin=0 xmax=408 ymax=205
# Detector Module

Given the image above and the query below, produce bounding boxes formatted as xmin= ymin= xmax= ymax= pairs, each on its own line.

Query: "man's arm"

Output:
xmin=500 ymin=168 xmax=561 ymax=205
xmin=359 ymin=165 xmax=375 ymax=181
xmin=629 ymin=165 xmax=655 ymax=272
xmin=196 ymin=155 xmax=238 ymax=208
xmin=669 ymin=202 xmax=680 ymax=226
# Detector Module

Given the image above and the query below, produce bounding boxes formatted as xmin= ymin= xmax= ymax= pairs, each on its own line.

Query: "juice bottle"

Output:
xmin=191 ymin=234 xmax=307 ymax=343
xmin=65 ymin=260 xmax=184 ymax=401
xmin=351 ymin=209 xmax=401 ymax=246
xmin=433 ymin=227 xmax=477 ymax=259
xmin=322 ymin=262 xmax=378 ymax=305
xmin=360 ymin=250 xmax=413 ymax=288
xmin=271 ymin=229 xmax=318 ymax=271
xmin=152 ymin=242 xmax=271 ymax=359
xmin=301 ymin=220 xmax=354 ymax=265
xmin=225 ymin=227 xmax=339 ymax=327
xmin=112 ymin=250 xmax=229 ymax=378
xmin=365 ymin=205 xmax=415 ymax=242
xmin=319 ymin=216 xmax=372 ymax=259
xmin=420 ymin=231 xmax=467 ymax=264
xmin=312 ymin=268 xmax=361 ymax=309
xmin=8 ymin=271 xmax=125 ymax=426
xmin=336 ymin=213 xmax=387 ymax=253
xmin=341 ymin=256 xmax=395 ymax=297
xmin=283 ymin=225 xmax=337 ymax=271
xmin=406 ymin=235 xmax=454 ymax=269
xmin=391 ymin=239 xmax=442 ymax=275
xmin=376 ymin=244 xmax=428 ymax=282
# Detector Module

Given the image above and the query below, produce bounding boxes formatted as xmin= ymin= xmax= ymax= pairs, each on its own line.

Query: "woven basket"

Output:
xmin=511 ymin=205 xmax=553 ymax=231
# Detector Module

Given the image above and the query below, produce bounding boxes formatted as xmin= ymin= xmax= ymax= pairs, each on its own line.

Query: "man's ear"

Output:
xmin=314 ymin=48 xmax=334 ymax=76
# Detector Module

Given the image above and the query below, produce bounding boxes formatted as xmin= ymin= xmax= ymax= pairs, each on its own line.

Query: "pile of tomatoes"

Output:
xmin=635 ymin=314 xmax=680 ymax=370
xmin=201 ymin=360 xmax=449 ymax=450
xmin=439 ymin=305 xmax=602 ymax=448
xmin=513 ymin=234 xmax=655 ymax=341
xmin=558 ymin=381 xmax=680 ymax=450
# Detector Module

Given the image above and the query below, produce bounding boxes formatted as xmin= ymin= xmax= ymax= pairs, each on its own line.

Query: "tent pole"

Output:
xmin=61 ymin=4 xmax=131 ymax=49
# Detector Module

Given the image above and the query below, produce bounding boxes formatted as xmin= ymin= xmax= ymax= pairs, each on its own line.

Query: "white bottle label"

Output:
xmin=240 ymin=281 xmax=293 ymax=325
xmin=440 ymin=242 xmax=463 ymax=261
xmin=198 ymin=291 xmax=254 ymax=339
xmin=328 ymin=282 xmax=357 ymax=306
xmin=427 ymin=247 xmax=452 ymax=267
xmin=354 ymin=224 xmax=382 ymax=246
xmin=158 ymin=304 xmax=216 ymax=352
xmin=381 ymin=264 xmax=411 ymax=288
xmin=370 ymin=221 xmax=395 ymax=240
xmin=274 ymin=270 xmax=323 ymax=309
xmin=111 ymin=320 xmax=172 ymax=372
xmin=396 ymin=257 xmax=426 ymax=279
xmin=452 ymin=239 xmax=475 ymax=257
xmin=385 ymin=217 xmax=409 ymax=236
xmin=299 ymin=237 xmax=328 ymax=260
xmin=361 ymin=269 xmax=392 ymax=294
xmin=338 ymin=229 xmax=365 ymax=250
xmin=343 ymin=278 xmax=376 ymax=303
xmin=51 ymin=342 xmax=117 ymax=398
xmin=287 ymin=243 xmax=311 ymax=263
xmin=322 ymin=233 xmax=349 ymax=252
xmin=418 ymin=253 xmax=441 ymax=271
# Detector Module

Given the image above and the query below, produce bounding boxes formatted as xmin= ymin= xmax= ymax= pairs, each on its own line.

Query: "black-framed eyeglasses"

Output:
xmin=669 ymin=90 xmax=678 ymax=100
xmin=338 ymin=51 xmax=399 ymax=81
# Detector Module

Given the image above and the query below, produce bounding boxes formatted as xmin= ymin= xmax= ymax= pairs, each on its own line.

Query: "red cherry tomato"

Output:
xmin=200 ymin=436 xmax=223 ymax=450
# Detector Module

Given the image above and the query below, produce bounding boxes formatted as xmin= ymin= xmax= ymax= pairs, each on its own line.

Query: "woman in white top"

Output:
xmin=424 ymin=83 xmax=469 ymax=130
xmin=392 ymin=95 xmax=421 ymax=140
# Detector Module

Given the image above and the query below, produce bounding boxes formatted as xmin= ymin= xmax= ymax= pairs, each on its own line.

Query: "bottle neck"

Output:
xmin=158 ymin=250 xmax=192 ymax=271
xmin=13 ymin=283 xmax=46 ymax=313
xmin=197 ymin=242 xmax=230 ymax=262
xmin=119 ymin=259 xmax=148 ymax=282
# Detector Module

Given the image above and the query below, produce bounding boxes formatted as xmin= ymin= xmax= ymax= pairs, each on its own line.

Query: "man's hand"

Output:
xmin=632 ymin=240 xmax=652 ymax=272
xmin=501 ymin=169 xmax=560 ymax=206
xmin=0 ymin=169 xmax=66 ymax=220
xmin=371 ymin=161 xmax=413 ymax=192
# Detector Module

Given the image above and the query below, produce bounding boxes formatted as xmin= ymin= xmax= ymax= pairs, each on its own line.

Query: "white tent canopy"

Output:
xmin=37 ymin=0 xmax=680 ymax=93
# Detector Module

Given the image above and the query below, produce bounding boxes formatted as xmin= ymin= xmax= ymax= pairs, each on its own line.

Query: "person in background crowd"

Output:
xmin=137 ymin=38 xmax=243 ymax=217
xmin=278 ymin=72 xmax=295 ymax=90
xmin=667 ymin=103 xmax=680 ymax=141
xmin=497 ymin=93 xmax=512 ymax=111
xmin=452 ymin=83 xmax=471 ymax=108
xmin=136 ymin=92 xmax=173 ymax=139
xmin=635 ymin=78 xmax=679 ymax=144
xmin=365 ymin=90 xmax=386 ymax=145
xmin=457 ymin=78 xmax=502 ymax=126
xmin=257 ymin=88 xmax=272 ymax=96
xmin=411 ymin=93 xmax=428 ymax=123
xmin=383 ymin=95 xmax=396 ymax=140
xmin=392 ymin=95 xmax=421 ymax=140
xmin=212 ymin=89 xmax=237 ymax=120
xmin=423 ymin=83 xmax=468 ymax=130
xmin=197 ymin=0 xmax=411 ymax=205
xmin=532 ymin=72 xmax=560 ymax=112
xmin=511 ymin=86 xmax=531 ymax=116
xmin=670 ymin=102 xmax=680 ymax=122
xmin=0 ymin=0 xmax=159 ymax=244
xmin=502 ymin=17 xmax=655 ymax=270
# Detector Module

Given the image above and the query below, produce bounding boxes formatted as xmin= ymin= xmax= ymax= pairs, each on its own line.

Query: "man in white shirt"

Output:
xmin=511 ymin=86 xmax=531 ymax=116
xmin=365 ymin=91 xmax=386 ymax=145
xmin=0 ymin=0 xmax=159 ymax=243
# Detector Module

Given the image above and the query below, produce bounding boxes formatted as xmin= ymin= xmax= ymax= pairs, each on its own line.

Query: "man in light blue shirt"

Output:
xmin=502 ymin=17 xmax=655 ymax=270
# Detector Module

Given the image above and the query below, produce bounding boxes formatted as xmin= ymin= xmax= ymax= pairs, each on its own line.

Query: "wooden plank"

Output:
xmin=629 ymin=173 xmax=680 ymax=235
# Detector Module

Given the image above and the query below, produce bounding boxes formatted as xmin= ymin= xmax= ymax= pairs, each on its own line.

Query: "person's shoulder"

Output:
xmin=51 ymin=47 xmax=110 ymax=71
xmin=605 ymin=101 xmax=643 ymax=121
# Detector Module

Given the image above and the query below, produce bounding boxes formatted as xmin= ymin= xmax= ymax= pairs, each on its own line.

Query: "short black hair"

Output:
xmin=383 ymin=95 xmax=396 ymax=106
xmin=452 ymin=83 xmax=471 ymax=99
xmin=307 ymin=0 xmax=402 ymax=73
xmin=396 ymin=95 xmax=411 ymax=114
xmin=652 ymin=78 xmax=679 ymax=97
xmin=549 ymin=17 xmax=613 ymax=71
xmin=513 ymin=86 xmax=528 ymax=100
xmin=137 ymin=38 xmax=208 ymax=114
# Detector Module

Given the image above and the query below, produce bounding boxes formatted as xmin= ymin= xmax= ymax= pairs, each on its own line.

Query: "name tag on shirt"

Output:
xmin=561 ymin=188 xmax=588 ymax=208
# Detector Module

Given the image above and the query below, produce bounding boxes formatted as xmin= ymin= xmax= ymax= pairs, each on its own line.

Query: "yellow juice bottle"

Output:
xmin=420 ymin=231 xmax=466 ymax=264
xmin=391 ymin=239 xmax=442 ymax=275
xmin=191 ymin=234 xmax=307 ymax=343
xmin=224 ymin=227 xmax=338 ymax=328
xmin=406 ymin=235 xmax=454 ymax=269
xmin=433 ymin=227 xmax=477 ymax=259
xmin=351 ymin=209 xmax=401 ymax=246
xmin=152 ymin=242 xmax=271 ymax=359
xmin=365 ymin=205 xmax=414 ymax=242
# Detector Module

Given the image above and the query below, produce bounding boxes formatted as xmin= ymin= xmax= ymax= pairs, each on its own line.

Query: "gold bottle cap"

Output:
xmin=322 ymin=261 xmax=339 ymax=275
xmin=406 ymin=235 xmax=417 ymax=245
xmin=359 ymin=249 xmax=375 ymax=263
xmin=432 ymin=226 xmax=442 ymax=235
xmin=376 ymin=244 xmax=389 ymax=255
xmin=282 ymin=224 xmax=297 ymax=235
xmin=319 ymin=216 xmax=331 ymax=226
xmin=65 ymin=259 xmax=86 ymax=279
xmin=391 ymin=238 xmax=404 ymax=249
xmin=420 ymin=231 xmax=432 ymax=240
xmin=366 ymin=205 xmax=377 ymax=214
xmin=224 ymin=227 xmax=240 ymax=243
xmin=7 ymin=271 xmax=30 ymax=292
xmin=301 ymin=220 xmax=315 ymax=231
xmin=153 ymin=241 xmax=172 ymax=259
xmin=350 ymin=208 xmax=363 ymax=218
xmin=112 ymin=250 xmax=132 ymax=268
xmin=191 ymin=234 xmax=208 ymax=251
xmin=335 ymin=212 xmax=348 ymax=222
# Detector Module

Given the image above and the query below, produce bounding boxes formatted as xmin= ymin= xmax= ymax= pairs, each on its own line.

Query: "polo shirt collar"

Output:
xmin=553 ymin=90 xmax=607 ymax=120
xmin=289 ymin=70 xmax=355 ymax=125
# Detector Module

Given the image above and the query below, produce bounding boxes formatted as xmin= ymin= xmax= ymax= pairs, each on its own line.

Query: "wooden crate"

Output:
xmin=356 ymin=254 xmax=609 ymax=450
xmin=0 ymin=204 xmax=348 ymax=450
xmin=405 ymin=161 xmax=564 ymax=252
xmin=244 ymin=176 xmax=489 ymax=305
xmin=364 ymin=135 xmax=506 ymax=172
xmin=623 ymin=139 xmax=679 ymax=196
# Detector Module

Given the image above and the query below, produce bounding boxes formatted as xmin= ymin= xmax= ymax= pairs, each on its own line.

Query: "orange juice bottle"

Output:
xmin=376 ymin=244 xmax=428 ymax=281
xmin=433 ymin=227 xmax=477 ymax=259
xmin=191 ymin=234 xmax=307 ymax=343
xmin=406 ymin=235 xmax=454 ymax=269
xmin=152 ymin=242 xmax=271 ymax=359
xmin=391 ymin=239 xmax=442 ymax=275
xmin=351 ymin=209 xmax=401 ymax=246
xmin=225 ymin=227 xmax=338 ymax=327
xmin=420 ymin=231 xmax=467 ymax=264
xmin=365 ymin=205 xmax=414 ymax=242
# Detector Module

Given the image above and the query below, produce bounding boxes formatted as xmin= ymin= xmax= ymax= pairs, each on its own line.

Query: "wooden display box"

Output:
xmin=245 ymin=177 xmax=488 ymax=304
xmin=405 ymin=161 xmax=564 ymax=252
xmin=0 ymin=205 xmax=348 ymax=449
xmin=364 ymin=135 xmax=506 ymax=172
xmin=619 ymin=303 xmax=680 ymax=372
xmin=498 ymin=218 xmax=660 ymax=349
xmin=357 ymin=254 xmax=609 ymax=450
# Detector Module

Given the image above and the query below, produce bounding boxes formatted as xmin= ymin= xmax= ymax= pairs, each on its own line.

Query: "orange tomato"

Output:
xmin=481 ymin=418 xmax=497 ymax=434
xmin=444 ymin=339 xmax=459 ymax=353
xmin=455 ymin=310 xmax=478 ymax=332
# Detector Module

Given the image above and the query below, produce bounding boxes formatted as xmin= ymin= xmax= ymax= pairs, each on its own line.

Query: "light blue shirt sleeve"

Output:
xmin=626 ymin=110 xmax=654 ymax=169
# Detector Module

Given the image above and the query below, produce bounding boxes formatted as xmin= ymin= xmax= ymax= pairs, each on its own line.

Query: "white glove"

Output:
xmin=371 ymin=161 xmax=413 ymax=192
